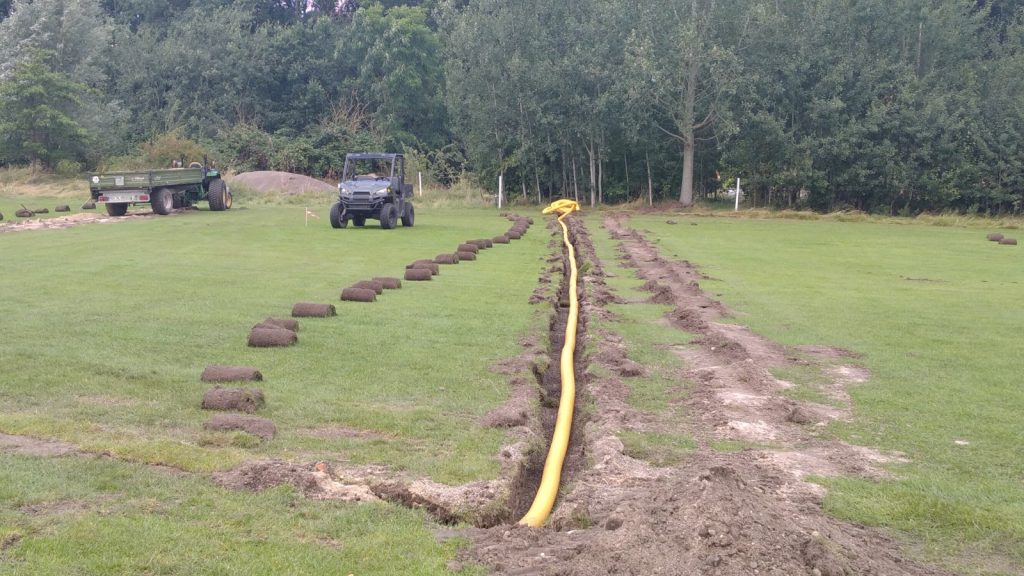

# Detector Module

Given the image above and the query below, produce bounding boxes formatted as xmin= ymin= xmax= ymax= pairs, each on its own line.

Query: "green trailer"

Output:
xmin=88 ymin=162 xmax=231 ymax=217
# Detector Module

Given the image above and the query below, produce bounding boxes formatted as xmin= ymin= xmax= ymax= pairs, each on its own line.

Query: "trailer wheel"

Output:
xmin=330 ymin=202 xmax=347 ymax=228
xmin=208 ymin=178 xmax=230 ymax=211
xmin=353 ymin=215 xmax=366 ymax=227
xmin=401 ymin=202 xmax=415 ymax=227
xmin=380 ymin=204 xmax=396 ymax=229
xmin=152 ymin=188 xmax=174 ymax=215
xmin=105 ymin=203 xmax=128 ymax=217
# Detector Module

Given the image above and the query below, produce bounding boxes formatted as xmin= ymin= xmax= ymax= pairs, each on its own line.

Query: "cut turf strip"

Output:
xmin=202 ymin=386 xmax=266 ymax=413
xmin=492 ymin=235 xmax=510 ymax=244
xmin=373 ymin=277 xmax=402 ymax=289
xmin=987 ymin=233 xmax=1004 ymax=241
xmin=248 ymin=327 xmax=298 ymax=347
xmin=404 ymin=268 xmax=433 ymax=281
xmin=999 ymin=237 xmax=1017 ymax=245
xmin=457 ymin=243 xmax=479 ymax=253
xmin=457 ymin=251 xmax=477 ymax=261
xmin=204 ymin=414 xmax=276 ymax=439
xmin=291 ymin=303 xmax=336 ymax=317
xmin=201 ymin=365 xmax=264 ymax=382
xmin=408 ymin=261 xmax=439 ymax=275
xmin=341 ymin=287 xmax=377 ymax=302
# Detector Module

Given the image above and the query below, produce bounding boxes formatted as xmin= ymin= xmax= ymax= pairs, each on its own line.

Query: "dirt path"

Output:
xmin=458 ymin=214 xmax=949 ymax=575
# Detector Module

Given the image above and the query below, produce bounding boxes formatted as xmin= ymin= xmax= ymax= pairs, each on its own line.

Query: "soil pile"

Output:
xmin=228 ymin=171 xmax=336 ymax=195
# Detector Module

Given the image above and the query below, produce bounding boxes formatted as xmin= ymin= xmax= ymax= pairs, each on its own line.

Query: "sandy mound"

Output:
xmin=228 ymin=171 xmax=336 ymax=195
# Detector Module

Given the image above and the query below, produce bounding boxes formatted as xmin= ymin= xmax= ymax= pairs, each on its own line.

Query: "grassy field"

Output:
xmin=0 ymin=190 xmax=547 ymax=574
xmin=622 ymin=213 xmax=1024 ymax=575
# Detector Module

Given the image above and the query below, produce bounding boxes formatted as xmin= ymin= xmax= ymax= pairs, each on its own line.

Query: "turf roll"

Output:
xmin=404 ymin=268 xmax=433 ymax=281
xmin=987 ymin=233 xmax=1005 ymax=241
xmin=248 ymin=327 xmax=298 ymax=347
xmin=373 ymin=277 xmax=402 ymax=289
xmin=408 ymin=261 xmax=439 ymax=275
xmin=999 ymin=237 xmax=1017 ymax=245
xmin=341 ymin=287 xmax=377 ymax=302
xmin=352 ymin=280 xmax=385 ymax=295
xmin=457 ymin=251 xmax=477 ymax=261
xmin=55 ymin=205 xmax=70 ymax=213
xmin=204 ymin=414 xmax=276 ymax=439
xmin=81 ymin=200 xmax=96 ymax=210
xmin=457 ymin=243 xmax=479 ymax=253
xmin=201 ymin=365 xmax=264 ymax=382
xmin=34 ymin=208 xmax=49 ymax=214
xmin=15 ymin=209 xmax=33 ymax=217
xmin=435 ymin=253 xmax=460 ymax=264
xmin=507 ymin=230 xmax=522 ymax=240
xmin=492 ymin=235 xmax=510 ymax=244
xmin=261 ymin=317 xmax=299 ymax=332
xmin=292 ymin=303 xmax=336 ymax=317
xmin=202 ymin=386 xmax=266 ymax=413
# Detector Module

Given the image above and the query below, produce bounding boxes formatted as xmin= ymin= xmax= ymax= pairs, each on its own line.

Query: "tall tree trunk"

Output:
xmin=598 ymin=146 xmax=604 ymax=205
xmin=535 ymin=168 xmax=541 ymax=204
xmin=646 ymin=150 xmax=653 ymax=206
xmin=679 ymin=57 xmax=697 ymax=206
xmin=572 ymin=154 xmax=580 ymax=202
xmin=586 ymin=138 xmax=597 ymax=207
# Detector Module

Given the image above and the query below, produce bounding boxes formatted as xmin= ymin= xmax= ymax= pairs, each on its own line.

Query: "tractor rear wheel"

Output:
xmin=207 ymin=178 xmax=231 ymax=211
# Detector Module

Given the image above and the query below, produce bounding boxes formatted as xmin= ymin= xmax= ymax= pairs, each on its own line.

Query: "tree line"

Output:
xmin=1 ymin=0 xmax=1022 ymax=214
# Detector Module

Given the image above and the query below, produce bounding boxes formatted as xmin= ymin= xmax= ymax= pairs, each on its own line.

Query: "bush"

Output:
xmin=54 ymin=159 xmax=82 ymax=177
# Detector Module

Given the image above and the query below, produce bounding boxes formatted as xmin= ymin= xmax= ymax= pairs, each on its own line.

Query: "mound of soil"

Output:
xmin=228 ymin=171 xmax=336 ymax=195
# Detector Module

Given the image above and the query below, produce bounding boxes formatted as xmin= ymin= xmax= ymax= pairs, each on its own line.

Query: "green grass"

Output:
xmin=619 ymin=431 xmax=695 ymax=466
xmin=627 ymin=213 xmax=1024 ymax=574
xmin=0 ymin=453 xmax=480 ymax=575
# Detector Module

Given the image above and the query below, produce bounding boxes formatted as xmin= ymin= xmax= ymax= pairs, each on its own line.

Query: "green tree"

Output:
xmin=0 ymin=49 xmax=89 ymax=167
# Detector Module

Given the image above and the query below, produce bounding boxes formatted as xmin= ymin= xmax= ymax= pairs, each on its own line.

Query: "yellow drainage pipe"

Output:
xmin=519 ymin=199 xmax=581 ymax=528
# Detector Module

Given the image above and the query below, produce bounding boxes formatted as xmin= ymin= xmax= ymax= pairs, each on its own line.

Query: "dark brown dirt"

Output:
xmin=247 ymin=326 xmax=298 ymax=347
xmin=404 ymin=268 xmax=433 ymax=281
xmin=455 ymin=213 xmax=948 ymax=576
xmin=340 ymin=287 xmax=376 ymax=302
xmin=201 ymin=386 xmax=265 ymax=413
xmin=204 ymin=414 xmax=276 ymax=439
xmin=291 ymin=302 xmax=336 ymax=317
xmin=352 ymin=280 xmax=384 ymax=294
xmin=200 ymin=365 xmax=263 ymax=382
xmin=0 ymin=432 xmax=80 ymax=457
xmin=373 ymin=277 xmax=402 ymax=290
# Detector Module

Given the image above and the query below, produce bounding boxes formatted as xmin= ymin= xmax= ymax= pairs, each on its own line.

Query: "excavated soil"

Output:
xmin=228 ymin=171 xmax=336 ymax=195
xmin=454 ymin=213 xmax=949 ymax=576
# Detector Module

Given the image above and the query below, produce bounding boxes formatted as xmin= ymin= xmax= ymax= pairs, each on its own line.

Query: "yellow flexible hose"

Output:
xmin=519 ymin=199 xmax=581 ymax=527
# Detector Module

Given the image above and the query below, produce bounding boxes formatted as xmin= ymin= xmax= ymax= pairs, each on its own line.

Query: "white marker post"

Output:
xmin=498 ymin=173 xmax=504 ymax=209
xmin=418 ymin=171 xmax=423 ymax=197
xmin=734 ymin=178 xmax=741 ymax=212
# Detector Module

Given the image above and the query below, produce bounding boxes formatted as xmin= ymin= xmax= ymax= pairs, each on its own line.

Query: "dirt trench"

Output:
xmin=455 ymin=214 xmax=951 ymax=575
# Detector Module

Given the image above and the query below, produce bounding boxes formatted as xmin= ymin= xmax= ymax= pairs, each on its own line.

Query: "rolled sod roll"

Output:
xmin=248 ymin=327 xmax=298 ymax=347
xmin=15 ymin=209 xmax=33 ymax=217
xmin=204 ymin=414 xmax=276 ymax=439
xmin=987 ymin=233 xmax=1004 ymax=242
xmin=373 ymin=277 xmax=402 ymax=289
xmin=457 ymin=251 xmax=477 ymax=261
xmin=492 ymin=235 xmax=510 ymax=244
xmin=507 ymin=230 xmax=522 ymax=240
xmin=292 ymin=303 xmax=336 ymax=317
xmin=467 ymin=239 xmax=488 ymax=250
xmin=480 ymin=238 xmax=494 ymax=248
xmin=262 ymin=317 xmax=299 ymax=332
xmin=408 ymin=261 xmax=439 ymax=275
xmin=999 ymin=237 xmax=1018 ymax=245
xmin=352 ymin=280 xmax=384 ymax=295
xmin=341 ymin=287 xmax=377 ymax=302
xmin=81 ymin=200 xmax=96 ymax=210
xmin=526 ymin=217 xmax=534 ymax=225
xmin=202 ymin=386 xmax=265 ymax=413
xmin=404 ymin=268 xmax=433 ymax=281
xmin=434 ymin=253 xmax=460 ymax=264
xmin=34 ymin=208 xmax=49 ymax=214
xmin=457 ymin=243 xmax=479 ymax=253
xmin=201 ymin=365 xmax=264 ymax=382
xmin=55 ymin=205 xmax=70 ymax=212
